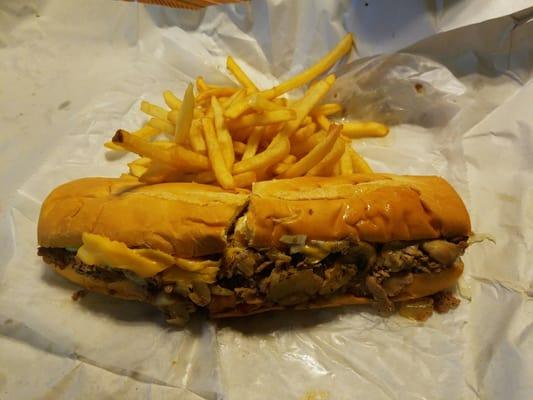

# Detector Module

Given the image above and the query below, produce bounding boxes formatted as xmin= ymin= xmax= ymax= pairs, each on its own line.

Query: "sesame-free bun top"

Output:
xmin=38 ymin=178 xmax=249 ymax=258
xmin=246 ymin=174 xmax=471 ymax=248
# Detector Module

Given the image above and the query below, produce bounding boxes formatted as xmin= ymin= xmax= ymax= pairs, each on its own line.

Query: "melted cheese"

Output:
xmin=77 ymin=233 xmax=174 ymax=278
xmin=76 ymin=233 xmax=220 ymax=281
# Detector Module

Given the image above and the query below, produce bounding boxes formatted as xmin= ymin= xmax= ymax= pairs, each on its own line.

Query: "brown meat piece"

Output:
xmin=432 ymin=291 xmax=461 ymax=313
xmin=365 ymin=276 xmax=394 ymax=315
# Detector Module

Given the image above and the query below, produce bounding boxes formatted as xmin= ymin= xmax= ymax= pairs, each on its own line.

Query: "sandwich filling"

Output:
xmin=38 ymin=214 xmax=467 ymax=325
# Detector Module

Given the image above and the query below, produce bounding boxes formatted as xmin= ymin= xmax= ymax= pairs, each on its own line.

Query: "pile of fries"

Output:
xmin=108 ymin=33 xmax=389 ymax=189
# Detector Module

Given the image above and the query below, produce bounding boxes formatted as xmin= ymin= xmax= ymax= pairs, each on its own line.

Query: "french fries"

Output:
xmin=280 ymin=124 xmax=341 ymax=178
xmin=107 ymin=33 xmax=386 ymax=188
xmin=202 ymin=118 xmax=235 ymax=189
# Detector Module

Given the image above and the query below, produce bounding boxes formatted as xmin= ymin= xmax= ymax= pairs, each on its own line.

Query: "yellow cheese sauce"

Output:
xmin=76 ymin=232 xmax=219 ymax=280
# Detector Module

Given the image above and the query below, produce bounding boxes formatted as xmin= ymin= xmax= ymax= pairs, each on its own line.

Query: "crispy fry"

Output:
xmin=228 ymin=109 xmax=296 ymax=130
xmin=233 ymin=141 xmax=246 ymax=155
xmin=349 ymin=147 xmax=373 ymax=173
xmin=113 ymin=130 xmax=174 ymax=164
xmin=316 ymin=114 xmax=389 ymax=139
xmin=104 ymin=142 xmax=126 ymax=151
xmin=196 ymin=76 xmax=209 ymax=92
xmin=333 ymin=161 xmax=341 ymax=176
xmin=152 ymin=141 xmax=175 ymax=149
xmin=201 ymin=118 xmax=235 ymax=189
xmin=301 ymin=116 xmax=313 ymax=125
xmin=223 ymin=88 xmax=246 ymax=109
xmin=248 ymin=95 xmax=285 ymax=112
xmin=139 ymin=161 xmax=184 ymax=184
xmin=190 ymin=170 xmax=256 ymax=188
xmin=311 ymin=103 xmax=343 ymax=116
xmin=227 ymin=56 xmax=258 ymax=91
xmin=307 ymin=138 xmax=345 ymax=176
xmin=290 ymin=130 xmax=327 ymax=158
xmin=189 ymin=119 xmax=206 ymax=153
xmin=233 ymin=171 xmax=257 ymax=188
xmin=231 ymin=126 xmax=255 ymax=142
xmin=279 ymin=124 xmax=341 ymax=178
xmin=232 ymin=132 xmax=290 ymax=174
xmin=339 ymin=145 xmax=354 ymax=175
xmin=140 ymin=101 xmax=168 ymax=120
xmin=280 ymin=75 xmax=335 ymax=138
xmin=271 ymin=156 xmax=296 ymax=176
xmin=260 ymin=33 xmax=353 ymax=99
xmin=341 ymin=121 xmax=389 ymax=138
xmin=113 ymin=130 xmax=209 ymax=172
xmin=163 ymin=90 xmax=182 ymax=110
xmin=148 ymin=117 xmax=175 ymax=135
xmin=242 ymin=127 xmax=263 ymax=160
xmin=211 ymin=97 xmax=235 ymax=169
xmin=174 ymin=83 xmax=195 ymax=144
xmin=197 ymin=87 xmax=238 ymax=102
xmin=314 ymin=113 xmax=331 ymax=131
xmin=133 ymin=125 xmax=161 ymax=140
xmin=291 ymin=123 xmax=316 ymax=143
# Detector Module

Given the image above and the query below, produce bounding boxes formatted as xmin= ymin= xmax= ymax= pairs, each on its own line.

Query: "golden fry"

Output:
xmin=232 ymin=132 xmax=290 ymax=174
xmin=174 ymin=83 xmax=195 ymax=144
xmin=228 ymin=109 xmax=296 ymax=130
xmin=227 ymin=56 xmax=259 ymax=91
xmin=333 ymin=161 xmax=341 ymax=176
xmin=113 ymin=130 xmax=174 ymax=164
xmin=280 ymin=75 xmax=335 ymax=138
xmin=140 ymin=101 xmax=168 ymax=120
xmin=233 ymin=141 xmax=246 ymax=155
xmin=307 ymin=138 xmax=345 ymax=176
xmin=163 ymin=90 xmax=182 ymax=110
xmin=291 ymin=123 xmax=316 ymax=143
xmin=197 ymin=87 xmax=238 ymax=102
xmin=290 ymin=130 xmax=327 ymax=158
xmin=260 ymin=33 xmax=353 ymax=99
xmin=279 ymin=124 xmax=341 ymax=178
xmin=339 ymin=146 xmax=354 ymax=175
xmin=172 ymin=145 xmax=210 ymax=172
xmin=211 ymin=97 xmax=235 ymax=169
xmin=233 ymin=171 xmax=257 ymax=188
xmin=196 ymin=76 xmax=209 ymax=92
xmin=314 ymin=113 xmax=331 ymax=131
xmin=248 ymin=95 xmax=285 ymax=112
xmin=242 ymin=127 xmax=263 ymax=160
xmin=201 ymin=118 xmax=235 ymax=189
xmin=341 ymin=121 xmax=389 ymax=138
xmin=311 ymin=103 xmax=343 ymax=116
xmin=148 ymin=117 xmax=174 ymax=135
xmin=189 ymin=119 xmax=206 ymax=153
xmin=104 ymin=142 xmax=126 ymax=151
xmin=139 ymin=161 xmax=183 ymax=184
xmin=133 ymin=125 xmax=161 ymax=140
xmin=348 ymin=147 xmax=373 ymax=173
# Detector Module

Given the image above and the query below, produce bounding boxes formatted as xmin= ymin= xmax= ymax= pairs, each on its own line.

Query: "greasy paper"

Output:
xmin=0 ymin=1 xmax=532 ymax=399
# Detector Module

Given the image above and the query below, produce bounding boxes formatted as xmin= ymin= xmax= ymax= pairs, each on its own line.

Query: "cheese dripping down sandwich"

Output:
xmin=37 ymin=174 xmax=471 ymax=325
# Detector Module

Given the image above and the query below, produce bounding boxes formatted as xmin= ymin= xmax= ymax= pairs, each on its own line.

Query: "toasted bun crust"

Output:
xmin=246 ymin=174 xmax=471 ymax=248
xmin=38 ymin=178 xmax=249 ymax=258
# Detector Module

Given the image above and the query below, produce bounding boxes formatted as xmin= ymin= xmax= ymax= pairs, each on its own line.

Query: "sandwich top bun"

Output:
xmin=38 ymin=174 xmax=471 ymax=257
xmin=247 ymin=174 xmax=471 ymax=248
xmin=38 ymin=178 xmax=249 ymax=258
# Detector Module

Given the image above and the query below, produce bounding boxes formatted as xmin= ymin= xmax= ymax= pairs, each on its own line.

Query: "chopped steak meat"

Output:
xmin=38 ymin=235 xmax=467 ymax=323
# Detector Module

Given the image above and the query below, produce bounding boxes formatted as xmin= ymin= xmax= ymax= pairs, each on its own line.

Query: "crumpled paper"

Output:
xmin=1 ymin=0 xmax=532 ymax=399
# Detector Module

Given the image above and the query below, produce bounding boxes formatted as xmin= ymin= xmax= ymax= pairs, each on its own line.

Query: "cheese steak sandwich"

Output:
xmin=37 ymin=174 xmax=471 ymax=325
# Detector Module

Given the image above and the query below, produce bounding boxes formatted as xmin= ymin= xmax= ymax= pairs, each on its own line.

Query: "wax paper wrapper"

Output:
xmin=1 ymin=1 xmax=532 ymax=399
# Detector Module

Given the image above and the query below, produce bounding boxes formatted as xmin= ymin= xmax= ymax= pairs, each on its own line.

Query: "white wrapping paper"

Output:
xmin=1 ymin=1 xmax=532 ymax=398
